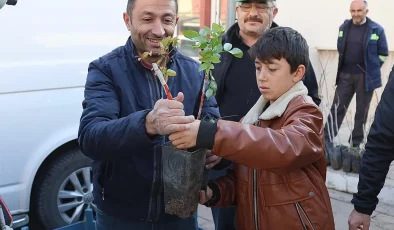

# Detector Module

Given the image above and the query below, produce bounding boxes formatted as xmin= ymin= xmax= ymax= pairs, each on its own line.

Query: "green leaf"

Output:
xmin=212 ymin=23 xmax=222 ymax=33
xmin=200 ymin=49 xmax=212 ymax=58
xmin=199 ymin=29 xmax=207 ymax=37
xmin=218 ymin=28 xmax=225 ymax=36
xmin=208 ymin=80 xmax=217 ymax=91
xmin=199 ymin=62 xmax=211 ymax=72
xmin=200 ymin=36 xmax=209 ymax=43
xmin=208 ymin=56 xmax=220 ymax=63
xmin=183 ymin=30 xmax=199 ymax=39
xmin=205 ymin=88 xmax=214 ymax=99
xmin=212 ymin=37 xmax=220 ymax=48
xmin=212 ymin=44 xmax=222 ymax=54
xmin=160 ymin=37 xmax=173 ymax=48
xmin=172 ymin=37 xmax=179 ymax=47
xmin=199 ymin=42 xmax=208 ymax=49
xmin=199 ymin=26 xmax=211 ymax=36
xmin=209 ymin=64 xmax=214 ymax=70
xmin=166 ymin=69 xmax=177 ymax=77
xmin=229 ymin=48 xmax=243 ymax=58
xmin=209 ymin=72 xmax=216 ymax=81
xmin=223 ymin=43 xmax=232 ymax=51
xmin=218 ymin=36 xmax=223 ymax=44
xmin=199 ymin=57 xmax=210 ymax=63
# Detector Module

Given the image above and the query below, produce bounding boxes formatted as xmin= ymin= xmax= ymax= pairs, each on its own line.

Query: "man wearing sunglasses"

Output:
xmin=209 ymin=1 xmax=321 ymax=229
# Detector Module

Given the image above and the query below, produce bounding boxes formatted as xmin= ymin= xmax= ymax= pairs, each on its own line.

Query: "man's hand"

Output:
xmin=199 ymin=186 xmax=213 ymax=205
xmin=348 ymin=209 xmax=371 ymax=230
xmin=145 ymin=92 xmax=195 ymax=136
xmin=169 ymin=120 xmax=200 ymax=149
xmin=205 ymin=151 xmax=222 ymax=169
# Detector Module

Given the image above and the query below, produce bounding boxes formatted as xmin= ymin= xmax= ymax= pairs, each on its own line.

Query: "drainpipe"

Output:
xmin=226 ymin=0 xmax=236 ymax=30
xmin=200 ymin=0 xmax=212 ymax=28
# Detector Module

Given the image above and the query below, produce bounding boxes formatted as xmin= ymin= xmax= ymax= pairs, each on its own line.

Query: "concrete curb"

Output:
xmin=326 ymin=166 xmax=394 ymax=206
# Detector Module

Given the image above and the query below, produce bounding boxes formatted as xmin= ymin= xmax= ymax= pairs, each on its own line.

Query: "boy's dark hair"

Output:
xmin=248 ymin=27 xmax=309 ymax=73
xmin=127 ymin=0 xmax=178 ymax=16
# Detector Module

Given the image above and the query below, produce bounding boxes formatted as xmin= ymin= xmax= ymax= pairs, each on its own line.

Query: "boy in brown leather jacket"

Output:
xmin=169 ymin=27 xmax=335 ymax=230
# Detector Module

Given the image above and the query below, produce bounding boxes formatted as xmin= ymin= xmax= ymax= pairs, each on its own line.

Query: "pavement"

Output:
xmin=197 ymin=189 xmax=394 ymax=230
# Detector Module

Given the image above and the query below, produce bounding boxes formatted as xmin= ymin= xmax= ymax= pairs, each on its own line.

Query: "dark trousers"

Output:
xmin=95 ymin=207 xmax=197 ymax=230
xmin=324 ymin=72 xmax=374 ymax=146
xmin=212 ymin=206 xmax=236 ymax=230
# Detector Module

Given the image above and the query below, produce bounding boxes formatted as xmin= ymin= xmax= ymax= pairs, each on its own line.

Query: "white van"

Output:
xmin=0 ymin=1 xmax=129 ymax=229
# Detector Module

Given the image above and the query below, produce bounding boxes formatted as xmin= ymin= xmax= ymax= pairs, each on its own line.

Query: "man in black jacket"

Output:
xmin=348 ymin=65 xmax=394 ymax=230
xmin=208 ymin=0 xmax=321 ymax=229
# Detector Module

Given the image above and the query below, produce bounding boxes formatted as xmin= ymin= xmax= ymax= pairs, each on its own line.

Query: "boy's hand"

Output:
xmin=169 ymin=120 xmax=201 ymax=149
xmin=199 ymin=187 xmax=213 ymax=205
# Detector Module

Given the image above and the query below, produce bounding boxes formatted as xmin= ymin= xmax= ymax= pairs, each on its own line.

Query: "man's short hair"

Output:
xmin=352 ymin=0 xmax=368 ymax=9
xmin=248 ymin=27 xmax=309 ymax=73
xmin=126 ymin=0 xmax=179 ymax=16
xmin=363 ymin=0 xmax=368 ymax=8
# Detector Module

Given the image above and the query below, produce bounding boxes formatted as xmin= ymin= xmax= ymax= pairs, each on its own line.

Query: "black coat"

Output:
xmin=352 ymin=65 xmax=394 ymax=215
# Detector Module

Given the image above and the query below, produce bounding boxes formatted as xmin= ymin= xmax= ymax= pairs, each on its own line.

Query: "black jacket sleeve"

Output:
xmin=303 ymin=60 xmax=321 ymax=106
xmin=351 ymin=67 xmax=394 ymax=215
xmin=196 ymin=120 xmax=233 ymax=170
xmin=389 ymin=65 xmax=394 ymax=80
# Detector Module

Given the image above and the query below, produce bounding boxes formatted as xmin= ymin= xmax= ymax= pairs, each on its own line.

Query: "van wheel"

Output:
xmin=32 ymin=148 xmax=93 ymax=230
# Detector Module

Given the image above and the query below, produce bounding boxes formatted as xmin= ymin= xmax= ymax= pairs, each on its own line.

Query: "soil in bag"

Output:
xmin=162 ymin=142 xmax=207 ymax=219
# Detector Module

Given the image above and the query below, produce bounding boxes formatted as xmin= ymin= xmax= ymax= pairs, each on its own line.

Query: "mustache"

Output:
xmin=245 ymin=16 xmax=263 ymax=23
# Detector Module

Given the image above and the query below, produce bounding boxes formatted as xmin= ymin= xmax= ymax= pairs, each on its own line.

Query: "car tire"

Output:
xmin=32 ymin=148 xmax=93 ymax=230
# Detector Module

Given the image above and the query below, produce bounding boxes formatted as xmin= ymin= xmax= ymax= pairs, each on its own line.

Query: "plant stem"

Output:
xmin=197 ymin=74 xmax=209 ymax=120
xmin=152 ymin=63 xmax=173 ymax=100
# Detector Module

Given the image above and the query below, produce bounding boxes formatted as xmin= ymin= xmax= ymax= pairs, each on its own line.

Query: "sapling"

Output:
xmin=140 ymin=36 xmax=179 ymax=100
xmin=141 ymin=23 xmax=243 ymax=120
xmin=184 ymin=23 xmax=243 ymax=119
xmin=139 ymin=24 xmax=243 ymax=219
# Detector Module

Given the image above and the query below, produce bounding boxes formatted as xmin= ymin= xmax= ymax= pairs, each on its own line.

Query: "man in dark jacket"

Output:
xmin=77 ymin=0 xmax=220 ymax=229
xmin=208 ymin=0 xmax=321 ymax=229
xmin=348 ymin=65 xmax=394 ymax=230
xmin=324 ymin=0 xmax=388 ymax=149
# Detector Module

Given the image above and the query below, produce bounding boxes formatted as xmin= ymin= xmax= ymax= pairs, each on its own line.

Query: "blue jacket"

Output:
xmin=78 ymin=37 xmax=220 ymax=222
xmin=337 ymin=17 xmax=389 ymax=91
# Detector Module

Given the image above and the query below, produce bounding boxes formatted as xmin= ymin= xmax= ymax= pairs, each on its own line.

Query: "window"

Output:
xmin=176 ymin=0 xmax=201 ymax=58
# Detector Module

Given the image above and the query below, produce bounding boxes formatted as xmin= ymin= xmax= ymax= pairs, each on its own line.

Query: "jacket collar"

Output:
xmin=344 ymin=17 xmax=377 ymax=29
xmin=241 ymin=81 xmax=310 ymax=124
xmin=125 ymin=36 xmax=178 ymax=70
